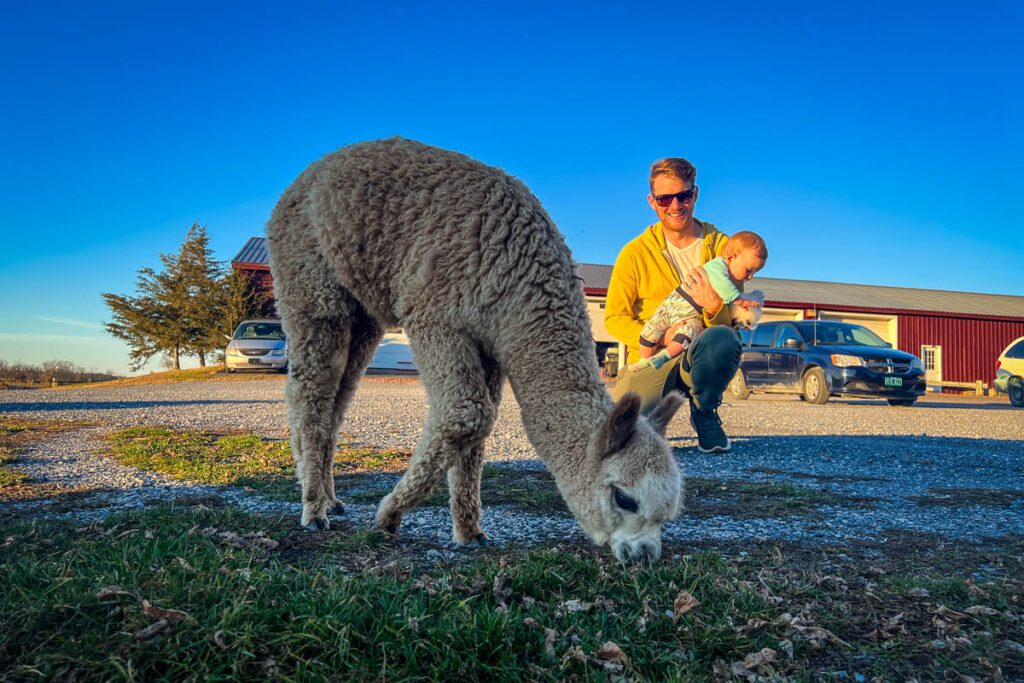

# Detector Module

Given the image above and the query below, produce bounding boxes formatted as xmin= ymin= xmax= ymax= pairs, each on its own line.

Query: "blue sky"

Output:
xmin=1 ymin=1 xmax=1021 ymax=375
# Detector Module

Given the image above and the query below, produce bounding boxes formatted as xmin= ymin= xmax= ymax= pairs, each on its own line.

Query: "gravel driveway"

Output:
xmin=2 ymin=377 xmax=1023 ymax=552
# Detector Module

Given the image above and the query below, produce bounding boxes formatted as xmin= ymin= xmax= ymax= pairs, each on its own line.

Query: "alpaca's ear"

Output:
xmin=646 ymin=391 xmax=685 ymax=436
xmin=600 ymin=393 xmax=641 ymax=456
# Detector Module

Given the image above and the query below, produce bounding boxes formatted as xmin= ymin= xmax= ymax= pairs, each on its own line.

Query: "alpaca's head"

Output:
xmin=575 ymin=392 xmax=684 ymax=563
xmin=730 ymin=289 xmax=765 ymax=330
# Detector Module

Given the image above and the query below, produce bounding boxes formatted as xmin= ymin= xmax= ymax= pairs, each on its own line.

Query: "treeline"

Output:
xmin=0 ymin=359 xmax=120 ymax=386
xmin=103 ymin=224 xmax=269 ymax=371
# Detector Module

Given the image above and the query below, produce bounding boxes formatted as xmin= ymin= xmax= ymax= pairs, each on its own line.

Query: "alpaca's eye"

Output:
xmin=612 ymin=487 xmax=639 ymax=513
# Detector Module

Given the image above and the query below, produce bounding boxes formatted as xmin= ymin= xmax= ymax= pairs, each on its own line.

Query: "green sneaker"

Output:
xmin=689 ymin=399 xmax=731 ymax=453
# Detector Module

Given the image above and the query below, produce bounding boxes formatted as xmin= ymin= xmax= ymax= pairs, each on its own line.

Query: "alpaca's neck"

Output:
xmin=503 ymin=347 xmax=609 ymax=479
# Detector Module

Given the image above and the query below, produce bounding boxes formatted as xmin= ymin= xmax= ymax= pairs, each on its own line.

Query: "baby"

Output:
xmin=630 ymin=230 xmax=768 ymax=371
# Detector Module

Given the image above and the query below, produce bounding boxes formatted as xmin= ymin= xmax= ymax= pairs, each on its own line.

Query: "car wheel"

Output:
xmin=1009 ymin=377 xmax=1024 ymax=408
xmin=887 ymin=398 xmax=916 ymax=407
xmin=802 ymin=367 xmax=830 ymax=404
xmin=728 ymin=370 xmax=751 ymax=400
xmin=278 ymin=364 xmax=289 ymax=375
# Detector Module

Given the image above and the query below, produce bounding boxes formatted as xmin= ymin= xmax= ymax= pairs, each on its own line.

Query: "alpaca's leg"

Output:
xmin=285 ymin=312 xmax=353 ymax=530
xmin=321 ymin=306 xmax=384 ymax=510
xmin=447 ymin=355 xmax=503 ymax=546
xmin=376 ymin=331 xmax=497 ymax=540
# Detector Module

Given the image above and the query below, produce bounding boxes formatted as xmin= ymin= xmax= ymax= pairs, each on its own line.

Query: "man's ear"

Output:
xmin=599 ymin=393 xmax=641 ymax=456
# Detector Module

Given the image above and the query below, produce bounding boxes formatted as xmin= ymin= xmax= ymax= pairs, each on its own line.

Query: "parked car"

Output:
xmin=994 ymin=335 xmax=1024 ymax=408
xmin=367 ymin=331 xmax=418 ymax=374
xmin=225 ymin=319 xmax=288 ymax=373
xmin=728 ymin=320 xmax=926 ymax=406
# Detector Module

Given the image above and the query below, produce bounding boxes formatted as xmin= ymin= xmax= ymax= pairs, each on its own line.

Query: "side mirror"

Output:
xmin=883 ymin=342 xmax=892 ymax=348
xmin=224 ymin=335 xmax=233 ymax=342
xmin=784 ymin=338 xmax=801 ymax=349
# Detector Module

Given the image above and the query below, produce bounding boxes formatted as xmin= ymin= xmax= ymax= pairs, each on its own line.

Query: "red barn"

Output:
xmin=233 ymin=238 xmax=1024 ymax=391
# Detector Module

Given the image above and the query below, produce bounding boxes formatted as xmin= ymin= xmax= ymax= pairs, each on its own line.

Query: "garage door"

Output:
xmin=818 ymin=312 xmax=896 ymax=344
xmin=759 ymin=307 xmax=802 ymax=324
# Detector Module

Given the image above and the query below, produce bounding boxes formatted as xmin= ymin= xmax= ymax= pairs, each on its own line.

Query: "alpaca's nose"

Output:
xmin=612 ymin=538 xmax=662 ymax=563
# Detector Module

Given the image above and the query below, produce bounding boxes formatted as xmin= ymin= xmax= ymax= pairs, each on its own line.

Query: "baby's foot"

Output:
xmin=648 ymin=350 xmax=673 ymax=370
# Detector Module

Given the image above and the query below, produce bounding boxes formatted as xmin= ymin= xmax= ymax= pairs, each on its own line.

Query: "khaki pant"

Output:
xmin=611 ymin=326 xmax=741 ymax=413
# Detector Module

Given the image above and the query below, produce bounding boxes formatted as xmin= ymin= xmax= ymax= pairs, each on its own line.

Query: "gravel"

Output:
xmin=2 ymin=377 xmax=1023 ymax=550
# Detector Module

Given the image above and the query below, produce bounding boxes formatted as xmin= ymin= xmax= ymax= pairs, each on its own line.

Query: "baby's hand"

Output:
xmin=734 ymin=296 xmax=762 ymax=309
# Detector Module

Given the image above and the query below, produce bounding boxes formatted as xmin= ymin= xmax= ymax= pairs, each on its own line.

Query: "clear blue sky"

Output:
xmin=2 ymin=1 xmax=1021 ymax=376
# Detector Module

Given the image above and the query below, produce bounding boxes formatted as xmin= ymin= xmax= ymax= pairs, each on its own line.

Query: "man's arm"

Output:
xmin=604 ymin=250 xmax=644 ymax=348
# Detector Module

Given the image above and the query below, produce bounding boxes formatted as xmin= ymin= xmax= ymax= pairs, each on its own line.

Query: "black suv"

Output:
xmin=729 ymin=320 xmax=927 ymax=406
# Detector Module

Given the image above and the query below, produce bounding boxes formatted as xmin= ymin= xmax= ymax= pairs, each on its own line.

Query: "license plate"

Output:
xmin=884 ymin=377 xmax=903 ymax=387
xmin=248 ymin=359 xmax=265 ymax=365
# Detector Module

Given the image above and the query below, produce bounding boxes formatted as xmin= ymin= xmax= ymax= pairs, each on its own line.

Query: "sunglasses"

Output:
xmin=652 ymin=186 xmax=697 ymax=208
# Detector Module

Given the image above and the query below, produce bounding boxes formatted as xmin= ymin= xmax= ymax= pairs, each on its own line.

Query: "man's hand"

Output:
xmin=681 ymin=265 xmax=724 ymax=317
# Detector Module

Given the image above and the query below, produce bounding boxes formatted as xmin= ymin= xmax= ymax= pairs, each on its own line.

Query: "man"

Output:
xmin=605 ymin=157 xmax=742 ymax=453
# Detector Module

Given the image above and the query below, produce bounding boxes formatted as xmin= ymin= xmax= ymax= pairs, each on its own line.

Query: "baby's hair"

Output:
xmin=723 ymin=231 xmax=768 ymax=260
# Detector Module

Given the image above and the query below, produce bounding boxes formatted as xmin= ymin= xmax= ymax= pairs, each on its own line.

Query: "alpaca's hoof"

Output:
xmin=465 ymin=532 xmax=488 ymax=548
xmin=303 ymin=517 xmax=329 ymax=531
xmin=375 ymin=495 xmax=402 ymax=535
xmin=330 ymin=499 xmax=345 ymax=515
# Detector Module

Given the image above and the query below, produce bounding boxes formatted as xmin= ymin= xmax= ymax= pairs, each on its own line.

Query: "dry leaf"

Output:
xmin=141 ymin=599 xmax=192 ymax=624
xmin=733 ymin=617 xmax=768 ymax=634
xmin=1004 ymin=640 xmax=1024 ymax=655
xmin=907 ymin=587 xmax=930 ymax=598
xmin=559 ymin=599 xmax=593 ymax=614
xmin=523 ymin=617 xmax=543 ymax=631
xmin=672 ymin=589 xmax=701 ymax=621
xmin=544 ymin=628 xmax=557 ymax=658
xmin=594 ymin=641 xmax=629 ymax=666
xmin=134 ymin=619 xmax=170 ymax=641
xmin=964 ymin=605 xmax=1000 ymax=616
xmin=96 ymin=585 xmax=127 ymax=601
xmin=213 ymin=629 xmax=230 ymax=650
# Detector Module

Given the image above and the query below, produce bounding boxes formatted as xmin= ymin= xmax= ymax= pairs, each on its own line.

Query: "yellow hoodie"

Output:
xmin=605 ymin=219 xmax=731 ymax=363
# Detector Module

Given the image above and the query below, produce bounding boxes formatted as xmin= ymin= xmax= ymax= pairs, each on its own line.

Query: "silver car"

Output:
xmin=225 ymin=319 xmax=288 ymax=373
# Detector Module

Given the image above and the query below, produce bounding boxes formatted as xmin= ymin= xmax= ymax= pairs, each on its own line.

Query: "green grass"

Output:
xmin=1 ymin=507 xmax=1021 ymax=681
xmin=106 ymin=427 xmax=411 ymax=501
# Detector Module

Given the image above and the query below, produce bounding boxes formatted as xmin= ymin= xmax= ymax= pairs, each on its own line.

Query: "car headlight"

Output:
xmin=269 ymin=349 xmax=285 ymax=357
xmin=227 ymin=348 xmax=242 ymax=356
xmin=830 ymin=354 xmax=865 ymax=368
xmin=910 ymin=357 xmax=924 ymax=372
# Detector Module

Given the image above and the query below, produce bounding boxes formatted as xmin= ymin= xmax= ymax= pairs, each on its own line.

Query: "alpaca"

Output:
xmin=266 ymin=138 xmax=685 ymax=562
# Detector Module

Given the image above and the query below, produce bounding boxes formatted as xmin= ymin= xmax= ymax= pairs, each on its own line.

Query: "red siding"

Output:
xmin=898 ymin=315 xmax=1024 ymax=385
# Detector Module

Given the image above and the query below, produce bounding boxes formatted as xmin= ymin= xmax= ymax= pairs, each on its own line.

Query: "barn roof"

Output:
xmin=577 ymin=263 xmax=1024 ymax=319
xmin=231 ymin=237 xmax=270 ymax=269
xmin=231 ymin=238 xmax=1024 ymax=319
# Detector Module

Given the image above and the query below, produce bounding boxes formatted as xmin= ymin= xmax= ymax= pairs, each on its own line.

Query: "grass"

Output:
xmin=1 ymin=506 xmax=1021 ymax=681
xmin=105 ymin=426 xmax=412 ymax=501
xmin=908 ymin=486 xmax=1024 ymax=508
xmin=684 ymin=477 xmax=859 ymax=519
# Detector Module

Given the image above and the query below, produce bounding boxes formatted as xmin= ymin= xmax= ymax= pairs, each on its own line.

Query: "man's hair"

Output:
xmin=723 ymin=231 xmax=768 ymax=260
xmin=649 ymin=158 xmax=697 ymax=191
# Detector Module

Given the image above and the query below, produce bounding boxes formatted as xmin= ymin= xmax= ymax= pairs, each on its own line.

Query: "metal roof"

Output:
xmin=230 ymin=238 xmax=1024 ymax=319
xmin=575 ymin=262 xmax=1024 ymax=319
xmin=231 ymin=237 xmax=270 ymax=268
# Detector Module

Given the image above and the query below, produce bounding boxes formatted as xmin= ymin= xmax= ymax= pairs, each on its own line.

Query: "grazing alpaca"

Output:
xmin=267 ymin=138 xmax=684 ymax=562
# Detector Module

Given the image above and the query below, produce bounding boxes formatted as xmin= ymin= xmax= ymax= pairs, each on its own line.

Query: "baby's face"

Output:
xmin=727 ymin=248 xmax=766 ymax=283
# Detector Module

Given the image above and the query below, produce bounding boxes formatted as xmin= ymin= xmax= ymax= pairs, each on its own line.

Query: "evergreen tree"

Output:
xmin=103 ymin=223 xmax=224 ymax=371
xmin=220 ymin=269 xmax=270 ymax=341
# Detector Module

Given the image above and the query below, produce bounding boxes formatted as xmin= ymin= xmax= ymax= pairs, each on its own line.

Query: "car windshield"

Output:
xmin=794 ymin=321 xmax=888 ymax=347
xmin=233 ymin=322 xmax=285 ymax=341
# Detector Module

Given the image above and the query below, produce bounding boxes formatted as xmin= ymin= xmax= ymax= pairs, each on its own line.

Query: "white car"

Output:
xmin=225 ymin=319 xmax=288 ymax=373
xmin=367 ymin=331 xmax=418 ymax=374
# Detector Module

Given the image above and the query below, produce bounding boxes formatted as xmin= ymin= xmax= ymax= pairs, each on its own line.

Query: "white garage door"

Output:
xmin=818 ymin=312 xmax=896 ymax=345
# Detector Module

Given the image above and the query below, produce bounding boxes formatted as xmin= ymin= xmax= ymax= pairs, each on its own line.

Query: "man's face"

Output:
xmin=648 ymin=175 xmax=698 ymax=233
